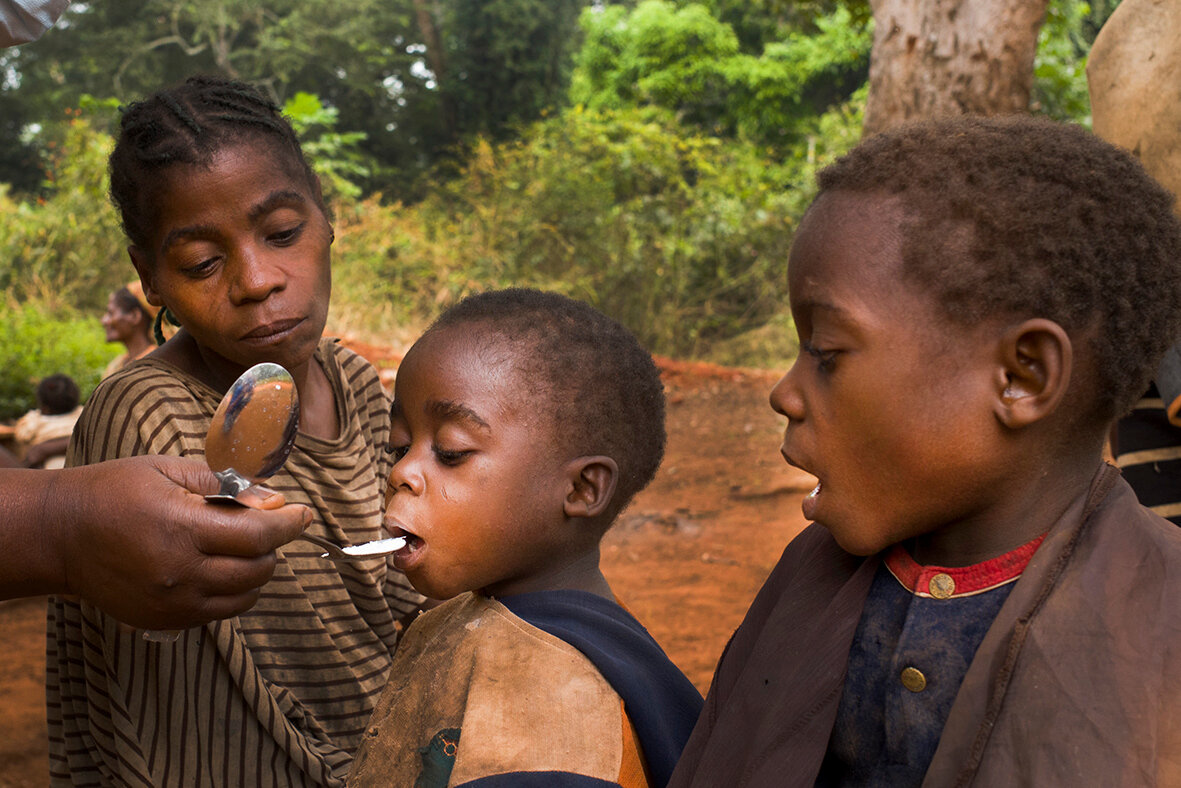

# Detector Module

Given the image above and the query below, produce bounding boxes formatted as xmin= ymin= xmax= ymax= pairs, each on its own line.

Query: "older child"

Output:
xmin=669 ymin=116 xmax=1181 ymax=786
xmin=348 ymin=289 xmax=703 ymax=788
xmin=48 ymin=76 xmax=422 ymax=786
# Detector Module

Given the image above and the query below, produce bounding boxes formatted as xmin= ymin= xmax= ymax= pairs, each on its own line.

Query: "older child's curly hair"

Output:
xmin=817 ymin=114 xmax=1181 ymax=422
xmin=427 ymin=288 xmax=666 ymax=518
xmin=108 ymin=75 xmax=324 ymax=251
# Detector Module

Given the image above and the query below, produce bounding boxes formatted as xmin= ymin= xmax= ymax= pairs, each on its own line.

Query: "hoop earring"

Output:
xmin=152 ymin=307 xmax=180 ymax=345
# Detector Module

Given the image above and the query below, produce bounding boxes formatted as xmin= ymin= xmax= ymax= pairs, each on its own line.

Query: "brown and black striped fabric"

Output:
xmin=47 ymin=339 xmax=423 ymax=787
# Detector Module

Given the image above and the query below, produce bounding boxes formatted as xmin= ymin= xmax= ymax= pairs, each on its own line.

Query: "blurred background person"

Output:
xmin=0 ymin=373 xmax=81 ymax=468
xmin=101 ymin=281 xmax=158 ymax=379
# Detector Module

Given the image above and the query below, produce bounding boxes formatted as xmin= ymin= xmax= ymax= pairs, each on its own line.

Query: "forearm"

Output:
xmin=0 ymin=468 xmax=69 ymax=599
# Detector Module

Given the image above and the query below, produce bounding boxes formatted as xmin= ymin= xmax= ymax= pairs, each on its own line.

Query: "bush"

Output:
xmin=0 ymin=111 xmax=128 ymax=313
xmin=0 ymin=298 xmax=119 ymax=421
xmin=332 ymin=106 xmax=804 ymax=360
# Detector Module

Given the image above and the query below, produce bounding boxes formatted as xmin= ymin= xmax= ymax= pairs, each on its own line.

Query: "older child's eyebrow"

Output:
xmin=430 ymin=400 xmax=491 ymax=432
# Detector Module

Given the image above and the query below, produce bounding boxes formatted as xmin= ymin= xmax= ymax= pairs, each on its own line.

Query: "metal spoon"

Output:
xmin=204 ymin=362 xmax=300 ymax=503
xmin=297 ymin=532 xmax=407 ymax=562
xmin=202 ymin=363 xmax=407 ymax=562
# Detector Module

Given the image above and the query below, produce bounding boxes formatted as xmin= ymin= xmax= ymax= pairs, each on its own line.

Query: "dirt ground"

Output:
xmin=0 ymin=344 xmax=814 ymax=787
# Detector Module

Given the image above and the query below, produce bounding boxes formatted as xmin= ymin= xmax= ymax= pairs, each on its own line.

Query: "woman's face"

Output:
xmin=101 ymin=293 xmax=140 ymax=345
xmin=130 ymin=141 xmax=332 ymax=381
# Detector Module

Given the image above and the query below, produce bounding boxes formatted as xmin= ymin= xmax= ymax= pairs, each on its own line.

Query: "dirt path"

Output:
xmin=0 ymin=347 xmax=813 ymax=786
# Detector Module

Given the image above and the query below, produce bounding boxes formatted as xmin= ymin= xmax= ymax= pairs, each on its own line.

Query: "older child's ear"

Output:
xmin=127 ymin=246 xmax=163 ymax=306
xmin=994 ymin=318 xmax=1072 ymax=429
xmin=563 ymin=456 xmax=619 ymax=520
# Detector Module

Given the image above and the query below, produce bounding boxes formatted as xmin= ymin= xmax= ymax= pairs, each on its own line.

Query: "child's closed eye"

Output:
xmin=433 ymin=446 xmax=473 ymax=466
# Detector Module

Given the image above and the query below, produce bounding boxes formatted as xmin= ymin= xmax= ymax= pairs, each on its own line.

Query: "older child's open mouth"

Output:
xmin=802 ymin=481 xmax=822 ymax=521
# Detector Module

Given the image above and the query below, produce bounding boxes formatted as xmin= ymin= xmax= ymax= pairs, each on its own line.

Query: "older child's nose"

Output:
xmin=769 ymin=363 xmax=805 ymax=421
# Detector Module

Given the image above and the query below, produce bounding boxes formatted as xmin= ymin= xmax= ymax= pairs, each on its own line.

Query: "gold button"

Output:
xmin=900 ymin=667 xmax=927 ymax=692
xmin=928 ymin=573 xmax=955 ymax=599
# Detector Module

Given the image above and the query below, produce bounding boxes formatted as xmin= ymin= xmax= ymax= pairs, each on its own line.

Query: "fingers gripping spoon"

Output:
xmin=142 ymin=363 xmax=401 ymax=643
xmin=143 ymin=362 xmax=300 ymax=643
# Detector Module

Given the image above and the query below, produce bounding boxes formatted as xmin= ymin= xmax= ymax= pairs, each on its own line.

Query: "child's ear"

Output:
xmin=562 ymin=456 xmax=619 ymax=520
xmin=128 ymin=246 xmax=163 ymax=307
xmin=993 ymin=318 xmax=1072 ymax=429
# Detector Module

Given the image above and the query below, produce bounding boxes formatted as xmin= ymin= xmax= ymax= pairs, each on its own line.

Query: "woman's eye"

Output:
xmin=182 ymin=257 xmax=220 ymax=277
xmin=389 ymin=444 xmax=409 ymax=462
xmin=269 ymin=223 xmax=305 ymax=245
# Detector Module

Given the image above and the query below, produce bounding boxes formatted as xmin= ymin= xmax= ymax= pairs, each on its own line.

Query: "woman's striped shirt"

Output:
xmin=47 ymin=339 xmax=423 ymax=786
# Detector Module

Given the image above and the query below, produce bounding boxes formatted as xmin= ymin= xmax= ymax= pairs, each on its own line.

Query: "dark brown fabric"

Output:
xmin=670 ymin=464 xmax=1181 ymax=787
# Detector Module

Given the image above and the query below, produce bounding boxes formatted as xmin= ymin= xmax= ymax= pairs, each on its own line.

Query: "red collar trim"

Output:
xmin=884 ymin=534 xmax=1046 ymax=599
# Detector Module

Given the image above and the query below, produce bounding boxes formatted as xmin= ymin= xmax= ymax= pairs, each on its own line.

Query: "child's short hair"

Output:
xmin=36 ymin=374 xmax=80 ymax=416
xmin=428 ymin=288 xmax=666 ymax=518
xmin=108 ymin=75 xmax=323 ymax=251
xmin=816 ymin=115 xmax=1181 ymax=422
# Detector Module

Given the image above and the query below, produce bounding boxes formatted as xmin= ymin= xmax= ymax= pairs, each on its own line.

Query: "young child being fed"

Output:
xmin=348 ymin=288 xmax=704 ymax=788
xmin=669 ymin=115 xmax=1181 ymax=786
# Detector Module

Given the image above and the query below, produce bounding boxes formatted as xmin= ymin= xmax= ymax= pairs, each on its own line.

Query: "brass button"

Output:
xmin=928 ymin=573 xmax=955 ymax=599
xmin=900 ymin=667 xmax=927 ymax=692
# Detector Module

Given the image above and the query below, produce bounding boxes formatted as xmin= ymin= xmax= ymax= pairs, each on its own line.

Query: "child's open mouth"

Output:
xmin=802 ymin=481 xmax=822 ymax=521
xmin=385 ymin=524 xmax=425 ymax=567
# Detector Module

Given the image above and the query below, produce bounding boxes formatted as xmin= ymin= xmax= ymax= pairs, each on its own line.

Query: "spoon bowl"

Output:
xmin=204 ymin=363 xmax=300 ymax=503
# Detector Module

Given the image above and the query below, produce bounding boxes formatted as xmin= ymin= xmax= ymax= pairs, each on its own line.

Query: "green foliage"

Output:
xmin=0 ymin=299 xmax=118 ymax=421
xmin=570 ymin=1 xmax=870 ymax=148
xmin=0 ymin=112 xmax=127 ymax=312
xmin=1032 ymin=0 xmax=1095 ymax=125
xmin=332 ymin=106 xmax=820 ymax=361
xmin=282 ymin=92 xmax=370 ymax=204
xmin=0 ymin=0 xmax=594 ymax=200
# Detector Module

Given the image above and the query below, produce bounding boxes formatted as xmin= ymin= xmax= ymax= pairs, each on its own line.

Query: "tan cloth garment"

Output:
xmin=48 ymin=339 xmax=423 ymax=787
xmin=670 ymin=464 xmax=1181 ymax=786
xmin=12 ymin=405 xmax=81 ymax=468
xmin=350 ymin=592 xmax=648 ymax=787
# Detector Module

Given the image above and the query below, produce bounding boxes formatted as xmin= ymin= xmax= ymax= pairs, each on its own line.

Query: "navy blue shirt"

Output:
xmin=816 ymin=537 xmax=1043 ymax=787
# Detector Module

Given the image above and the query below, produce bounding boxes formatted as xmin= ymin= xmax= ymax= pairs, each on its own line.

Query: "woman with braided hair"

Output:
xmin=48 ymin=75 xmax=424 ymax=786
xmin=100 ymin=281 xmax=159 ymax=379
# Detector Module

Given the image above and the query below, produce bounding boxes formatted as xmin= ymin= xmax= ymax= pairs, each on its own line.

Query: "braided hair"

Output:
xmin=108 ymin=75 xmax=324 ymax=252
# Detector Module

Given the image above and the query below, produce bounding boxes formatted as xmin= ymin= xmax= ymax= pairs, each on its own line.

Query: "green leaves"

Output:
xmin=571 ymin=1 xmax=870 ymax=148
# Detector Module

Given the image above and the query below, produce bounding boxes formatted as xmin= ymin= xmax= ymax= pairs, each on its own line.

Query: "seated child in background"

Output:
xmin=668 ymin=116 xmax=1181 ymax=787
xmin=349 ymin=289 xmax=704 ymax=788
xmin=0 ymin=373 xmax=82 ymax=468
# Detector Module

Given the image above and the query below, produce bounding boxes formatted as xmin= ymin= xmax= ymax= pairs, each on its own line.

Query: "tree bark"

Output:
xmin=863 ymin=0 xmax=1051 ymax=136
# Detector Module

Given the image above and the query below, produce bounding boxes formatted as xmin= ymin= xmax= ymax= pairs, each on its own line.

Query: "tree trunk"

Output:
xmin=863 ymin=0 xmax=1051 ymax=136
xmin=412 ymin=0 xmax=457 ymax=142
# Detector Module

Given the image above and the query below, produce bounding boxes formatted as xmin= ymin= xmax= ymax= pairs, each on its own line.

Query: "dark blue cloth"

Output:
xmin=501 ymin=590 xmax=704 ymax=788
xmin=459 ymin=772 xmax=620 ymax=788
xmin=815 ymin=564 xmax=1016 ymax=787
